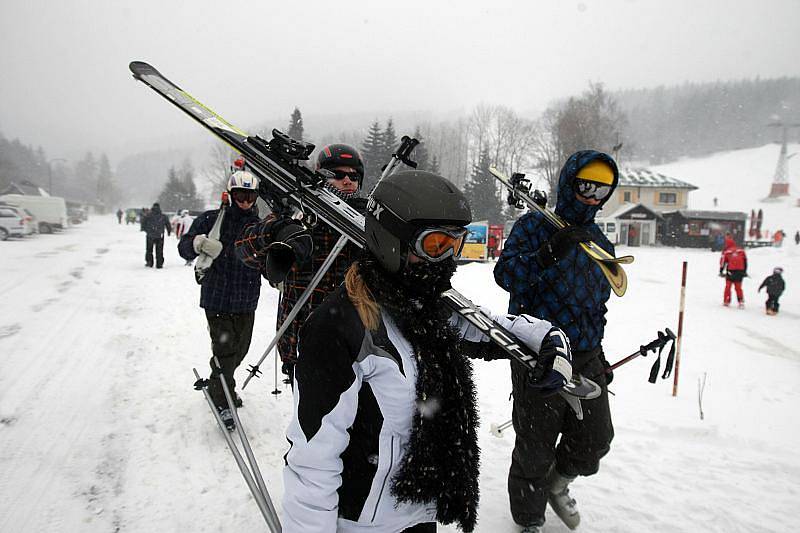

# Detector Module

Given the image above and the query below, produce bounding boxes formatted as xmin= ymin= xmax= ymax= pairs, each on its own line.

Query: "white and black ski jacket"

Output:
xmin=282 ymin=286 xmax=553 ymax=532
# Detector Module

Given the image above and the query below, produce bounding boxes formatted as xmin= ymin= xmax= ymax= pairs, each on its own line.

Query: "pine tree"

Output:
xmin=430 ymin=154 xmax=440 ymax=174
xmin=74 ymin=152 xmax=98 ymax=201
xmin=158 ymin=164 xmax=201 ymax=212
xmin=411 ymin=126 xmax=429 ymax=170
xmin=463 ymin=148 xmax=502 ymax=224
xmin=287 ymin=107 xmax=304 ymax=141
xmin=96 ymin=153 xmax=117 ymax=211
xmin=360 ymin=120 xmax=384 ymax=192
xmin=381 ymin=118 xmax=398 ymax=166
xmin=178 ymin=159 xmax=201 ymax=209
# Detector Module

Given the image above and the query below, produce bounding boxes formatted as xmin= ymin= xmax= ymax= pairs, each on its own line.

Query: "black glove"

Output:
xmin=601 ymin=353 xmax=614 ymax=385
xmin=263 ymin=220 xmax=313 ymax=283
xmin=719 ymin=268 xmax=725 ymax=278
xmin=281 ymin=361 xmax=295 ymax=383
xmin=236 ymin=217 xmax=312 ymax=281
xmin=535 ymin=226 xmax=594 ymax=268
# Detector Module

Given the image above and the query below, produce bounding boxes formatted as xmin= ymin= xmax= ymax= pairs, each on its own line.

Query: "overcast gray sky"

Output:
xmin=1 ymin=0 xmax=799 ymax=161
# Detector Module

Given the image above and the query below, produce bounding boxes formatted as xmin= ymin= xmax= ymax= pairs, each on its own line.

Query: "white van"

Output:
xmin=0 ymin=194 xmax=68 ymax=234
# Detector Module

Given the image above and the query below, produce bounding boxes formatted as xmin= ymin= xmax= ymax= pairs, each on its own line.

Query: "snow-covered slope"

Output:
xmin=1 ymin=208 xmax=798 ymax=532
xmin=652 ymin=143 xmax=800 ymax=235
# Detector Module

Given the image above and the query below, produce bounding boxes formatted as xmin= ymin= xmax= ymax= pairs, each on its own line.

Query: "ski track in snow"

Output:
xmin=0 ymin=203 xmax=798 ymax=532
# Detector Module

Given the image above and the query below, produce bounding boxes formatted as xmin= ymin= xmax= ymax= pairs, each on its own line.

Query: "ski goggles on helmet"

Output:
xmin=412 ymin=227 xmax=468 ymax=262
xmin=574 ymin=179 xmax=612 ymax=201
xmin=328 ymin=169 xmax=362 ymax=182
xmin=231 ymin=189 xmax=258 ymax=203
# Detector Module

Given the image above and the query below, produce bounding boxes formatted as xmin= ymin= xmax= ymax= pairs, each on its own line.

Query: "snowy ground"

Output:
xmin=1 ymin=215 xmax=798 ymax=533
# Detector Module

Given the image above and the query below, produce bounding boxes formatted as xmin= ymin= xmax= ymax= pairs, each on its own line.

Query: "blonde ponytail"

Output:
xmin=345 ymin=261 xmax=380 ymax=331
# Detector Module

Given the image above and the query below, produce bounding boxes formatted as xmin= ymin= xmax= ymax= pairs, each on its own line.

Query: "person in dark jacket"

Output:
xmin=282 ymin=170 xmax=572 ymax=533
xmin=719 ymin=234 xmax=748 ymax=308
xmin=237 ymin=144 xmax=368 ymax=383
xmin=759 ymin=267 xmax=786 ymax=315
xmin=116 ymin=208 xmax=123 ymax=224
xmin=179 ymin=170 xmax=310 ymax=430
xmin=141 ymin=203 xmax=171 ymax=268
xmin=494 ymin=150 xmax=619 ymax=532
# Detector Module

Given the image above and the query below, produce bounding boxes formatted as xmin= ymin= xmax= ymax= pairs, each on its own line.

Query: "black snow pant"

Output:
xmin=508 ymin=347 xmax=614 ymax=527
xmin=205 ymin=310 xmax=256 ymax=409
xmin=766 ymin=295 xmax=781 ymax=313
xmin=145 ymin=236 xmax=165 ymax=267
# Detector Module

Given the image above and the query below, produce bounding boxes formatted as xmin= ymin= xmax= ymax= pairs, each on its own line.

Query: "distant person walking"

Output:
xmin=116 ymin=208 xmax=123 ymax=224
xmin=795 ymin=230 xmax=800 ymax=245
xmin=140 ymin=202 xmax=171 ymax=268
xmin=773 ymin=229 xmax=785 ymax=248
xmin=719 ymin=234 xmax=748 ymax=308
xmin=758 ymin=267 xmax=785 ymax=315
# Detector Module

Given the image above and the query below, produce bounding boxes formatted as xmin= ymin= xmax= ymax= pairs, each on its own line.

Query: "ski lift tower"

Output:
xmin=766 ymin=121 xmax=800 ymax=198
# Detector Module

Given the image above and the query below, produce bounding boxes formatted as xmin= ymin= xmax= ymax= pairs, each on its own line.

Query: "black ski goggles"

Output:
xmin=231 ymin=189 xmax=258 ymax=203
xmin=574 ymin=179 xmax=612 ymax=201
xmin=329 ymin=169 xmax=362 ymax=182
xmin=412 ymin=227 xmax=468 ymax=262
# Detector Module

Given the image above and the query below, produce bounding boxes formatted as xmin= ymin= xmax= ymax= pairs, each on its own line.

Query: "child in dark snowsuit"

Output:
xmin=759 ymin=267 xmax=785 ymax=315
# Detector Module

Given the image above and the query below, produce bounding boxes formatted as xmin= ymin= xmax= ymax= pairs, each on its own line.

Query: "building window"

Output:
xmin=606 ymin=222 xmax=616 ymax=232
xmin=623 ymin=191 xmax=632 ymax=202
xmin=659 ymin=192 xmax=677 ymax=204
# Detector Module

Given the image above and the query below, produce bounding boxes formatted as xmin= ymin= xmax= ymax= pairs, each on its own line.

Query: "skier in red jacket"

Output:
xmin=720 ymin=234 xmax=748 ymax=308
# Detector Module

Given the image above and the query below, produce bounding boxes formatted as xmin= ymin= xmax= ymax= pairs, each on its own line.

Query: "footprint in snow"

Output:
xmin=0 ymin=323 xmax=22 ymax=339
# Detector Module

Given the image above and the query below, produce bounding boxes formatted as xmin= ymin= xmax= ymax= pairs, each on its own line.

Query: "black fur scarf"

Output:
xmin=359 ymin=252 xmax=480 ymax=532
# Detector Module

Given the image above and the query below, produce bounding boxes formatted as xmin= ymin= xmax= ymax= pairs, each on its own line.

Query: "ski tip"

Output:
xmin=129 ymin=61 xmax=157 ymax=79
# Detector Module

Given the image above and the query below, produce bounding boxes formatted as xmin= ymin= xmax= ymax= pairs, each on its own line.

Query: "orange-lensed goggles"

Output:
xmin=413 ymin=227 xmax=468 ymax=262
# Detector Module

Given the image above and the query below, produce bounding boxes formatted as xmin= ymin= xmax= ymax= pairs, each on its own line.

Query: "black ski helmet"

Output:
xmin=365 ymin=170 xmax=472 ymax=273
xmin=316 ymin=144 xmax=365 ymax=183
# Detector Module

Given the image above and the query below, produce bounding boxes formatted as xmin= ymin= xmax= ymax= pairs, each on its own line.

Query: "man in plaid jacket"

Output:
xmin=494 ymin=150 xmax=619 ymax=533
xmin=235 ymin=144 xmax=368 ymax=382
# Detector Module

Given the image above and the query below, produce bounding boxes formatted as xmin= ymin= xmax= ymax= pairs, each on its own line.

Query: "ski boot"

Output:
xmin=737 ymin=301 xmax=745 ymax=309
xmin=217 ymin=406 xmax=236 ymax=431
xmin=519 ymin=524 xmax=542 ymax=533
xmin=547 ymin=469 xmax=580 ymax=530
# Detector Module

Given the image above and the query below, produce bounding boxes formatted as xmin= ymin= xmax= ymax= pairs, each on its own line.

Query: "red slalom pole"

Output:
xmin=672 ymin=261 xmax=688 ymax=397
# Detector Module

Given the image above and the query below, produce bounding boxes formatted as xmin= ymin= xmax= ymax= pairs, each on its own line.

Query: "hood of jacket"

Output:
xmin=555 ymin=150 xmax=619 ymax=225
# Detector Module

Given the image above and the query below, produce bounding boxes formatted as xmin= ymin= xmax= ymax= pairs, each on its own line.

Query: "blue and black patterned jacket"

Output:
xmin=178 ymin=204 xmax=263 ymax=313
xmin=494 ymin=150 xmax=619 ymax=353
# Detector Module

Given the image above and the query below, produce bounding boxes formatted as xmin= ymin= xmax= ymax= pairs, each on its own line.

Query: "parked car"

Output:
xmin=0 ymin=194 xmax=68 ymax=234
xmin=0 ymin=202 xmax=37 ymax=235
xmin=68 ymin=207 xmax=87 ymax=225
xmin=0 ymin=206 xmax=26 ymax=240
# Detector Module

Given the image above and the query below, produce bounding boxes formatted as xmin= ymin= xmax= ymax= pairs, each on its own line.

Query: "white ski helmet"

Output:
xmin=227 ymin=170 xmax=259 ymax=192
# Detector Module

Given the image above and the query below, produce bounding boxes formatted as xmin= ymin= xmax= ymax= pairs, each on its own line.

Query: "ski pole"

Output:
xmin=367 ymin=136 xmax=419 ymax=196
xmin=214 ymin=360 xmax=282 ymax=533
xmin=490 ymin=419 xmax=514 ymax=437
xmin=192 ymin=369 xmax=276 ymax=530
xmin=242 ymin=234 xmax=349 ymax=389
xmin=593 ymin=328 xmax=677 ymax=380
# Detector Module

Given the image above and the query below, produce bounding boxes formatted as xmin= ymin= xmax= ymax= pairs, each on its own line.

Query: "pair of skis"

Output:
xmin=490 ymin=167 xmax=634 ymax=297
xmin=129 ymin=60 xmax=599 ymax=405
xmin=193 ymin=362 xmax=282 ymax=532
